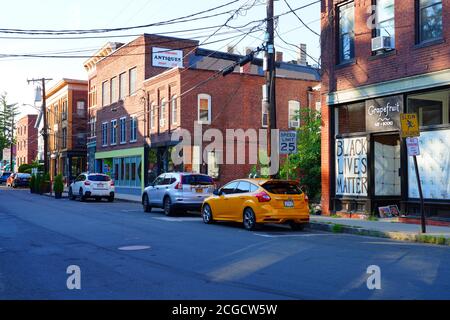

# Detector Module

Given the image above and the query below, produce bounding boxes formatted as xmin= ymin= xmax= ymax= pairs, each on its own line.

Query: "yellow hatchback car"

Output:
xmin=201 ymin=179 xmax=310 ymax=231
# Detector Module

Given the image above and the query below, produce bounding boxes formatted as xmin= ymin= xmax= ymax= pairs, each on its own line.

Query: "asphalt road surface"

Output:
xmin=1 ymin=187 xmax=449 ymax=299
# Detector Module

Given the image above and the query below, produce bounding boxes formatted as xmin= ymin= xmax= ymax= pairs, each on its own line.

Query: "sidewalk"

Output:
xmin=310 ymin=215 xmax=450 ymax=245
xmin=43 ymin=187 xmax=142 ymax=202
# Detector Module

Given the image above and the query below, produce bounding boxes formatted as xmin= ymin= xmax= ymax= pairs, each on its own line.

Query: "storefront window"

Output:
xmin=336 ymin=102 xmax=366 ymax=134
xmin=407 ymin=89 xmax=449 ymax=127
xmin=374 ymin=135 xmax=401 ymax=196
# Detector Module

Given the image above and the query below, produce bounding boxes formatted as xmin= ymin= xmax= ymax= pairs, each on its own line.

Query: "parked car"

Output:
xmin=201 ymin=179 xmax=310 ymax=231
xmin=142 ymin=172 xmax=215 ymax=216
xmin=68 ymin=173 xmax=115 ymax=202
xmin=10 ymin=173 xmax=31 ymax=188
xmin=0 ymin=171 xmax=12 ymax=184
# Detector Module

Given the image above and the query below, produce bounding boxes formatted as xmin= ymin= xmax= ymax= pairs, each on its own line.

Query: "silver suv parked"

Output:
xmin=142 ymin=172 xmax=215 ymax=215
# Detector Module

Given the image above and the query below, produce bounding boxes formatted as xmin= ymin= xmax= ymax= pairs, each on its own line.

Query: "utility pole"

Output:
xmin=27 ymin=78 xmax=52 ymax=174
xmin=10 ymin=115 xmax=14 ymax=172
xmin=265 ymin=0 xmax=277 ymax=179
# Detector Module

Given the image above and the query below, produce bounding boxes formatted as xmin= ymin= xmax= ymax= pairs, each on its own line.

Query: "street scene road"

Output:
xmin=1 ymin=186 xmax=449 ymax=300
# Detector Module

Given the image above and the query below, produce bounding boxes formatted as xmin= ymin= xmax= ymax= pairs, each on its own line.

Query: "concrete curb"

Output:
xmin=309 ymin=222 xmax=450 ymax=246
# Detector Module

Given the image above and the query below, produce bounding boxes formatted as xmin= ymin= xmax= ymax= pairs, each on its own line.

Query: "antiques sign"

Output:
xmin=365 ymin=95 xmax=403 ymax=132
xmin=152 ymin=47 xmax=183 ymax=68
xmin=336 ymin=137 xmax=368 ymax=196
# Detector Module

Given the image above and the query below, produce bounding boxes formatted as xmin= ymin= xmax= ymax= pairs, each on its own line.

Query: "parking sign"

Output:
xmin=279 ymin=131 xmax=297 ymax=154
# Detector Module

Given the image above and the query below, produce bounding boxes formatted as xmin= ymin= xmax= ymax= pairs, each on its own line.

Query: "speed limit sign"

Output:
xmin=279 ymin=131 xmax=297 ymax=154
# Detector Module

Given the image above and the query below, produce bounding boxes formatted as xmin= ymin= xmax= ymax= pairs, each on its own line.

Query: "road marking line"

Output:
xmin=152 ymin=217 xmax=202 ymax=222
xmin=253 ymin=233 xmax=344 ymax=238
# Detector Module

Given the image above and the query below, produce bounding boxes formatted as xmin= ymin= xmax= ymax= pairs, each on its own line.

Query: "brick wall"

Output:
xmin=145 ymin=68 xmax=320 ymax=186
xmin=320 ymin=0 xmax=450 ymax=214
xmin=15 ymin=115 xmax=38 ymax=166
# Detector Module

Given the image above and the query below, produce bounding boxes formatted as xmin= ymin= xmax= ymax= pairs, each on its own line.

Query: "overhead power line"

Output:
xmin=0 ymin=0 xmax=245 ymax=35
xmin=0 ymin=0 xmax=320 ymax=36
xmin=282 ymin=0 xmax=320 ymax=37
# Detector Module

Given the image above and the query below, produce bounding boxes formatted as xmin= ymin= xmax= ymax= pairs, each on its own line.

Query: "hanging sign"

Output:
xmin=365 ymin=95 xmax=403 ymax=132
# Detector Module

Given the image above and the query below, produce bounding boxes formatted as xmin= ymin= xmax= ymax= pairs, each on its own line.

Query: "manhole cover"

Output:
xmin=118 ymin=245 xmax=151 ymax=251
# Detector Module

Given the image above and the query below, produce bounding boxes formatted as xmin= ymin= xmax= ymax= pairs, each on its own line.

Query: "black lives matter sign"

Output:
xmin=365 ymin=95 xmax=403 ymax=132
xmin=336 ymin=137 xmax=368 ymax=196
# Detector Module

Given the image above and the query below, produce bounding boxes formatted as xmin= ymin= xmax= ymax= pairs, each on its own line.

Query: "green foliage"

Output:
xmin=18 ymin=162 xmax=44 ymax=174
xmin=53 ymin=174 xmax=64 ymax=193
xmin=331 ymin=224 xmax=344 ymax=233
xmin=30 ymin=174 xmax=36 ymax=192
xmin=279 ymin=108 xmax=322 ymax=201
xmin=367 ymin=215 xmax=379 ymax=221
xmin=35 ymin=174 xmax=42 ymax=194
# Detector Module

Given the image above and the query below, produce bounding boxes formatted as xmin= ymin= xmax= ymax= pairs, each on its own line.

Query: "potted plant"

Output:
xmin=53 ymin=174 xmax=64 ymax=199
xmin=36 ymin=174 xmax=43 ymax=194
xmin=30 ymin=174 xmax=35 ymax=193
xmin=42 ymin=172 xmax=51 ymax=194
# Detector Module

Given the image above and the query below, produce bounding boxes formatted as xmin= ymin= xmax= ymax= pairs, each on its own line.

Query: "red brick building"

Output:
xmin=85 ymin=34 xmax=320 ymax=196
xmin=321 ymin=0 xmax=450 ymax=217
xmin=45 ymin=79 xmax=88 ymax=182
xmin=15 ymin=114 xmax=38 ymax=167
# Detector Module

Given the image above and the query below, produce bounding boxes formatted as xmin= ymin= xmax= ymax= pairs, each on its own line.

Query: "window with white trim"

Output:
xmin=130 ymin=116 xmax=137 ymax=142
xmin=207 ymin=150 xmax=219 ymax=178
xmin=102 ymin=80 xmax=109 ymax=107
xmin=110 ymin=77 xmax=118 ymax=103
xmin=120 ymin=117 xmax=126 ymax=144
xmin=110 ymin=119 xmax=117 ymax=145
xmin=171 ymin=95 xmax=178 ymax=125
xmin=129 ymin=67 xmax=137 ymax=95
xmin=198 ymin=94 xmax=211 ymax=124
xmin=374 ymin=0 xmax=395 ymax=48
xmin=159 ymin=98 xmax=166 ymax=128
xmin=150 ymin=102 xmax=156 ymax=132
xmin=101 ymin=122 xmax=108 ymax=146
xmin=119 ymin=72 xmax=126 ymax=100
xmin=288 ymin=100 xmax=300 ymax=128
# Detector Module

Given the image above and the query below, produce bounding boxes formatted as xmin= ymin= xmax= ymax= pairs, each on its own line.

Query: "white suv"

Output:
xmin=142 ymin=172 xmax=215 ymax=216
xmin=69 ymin=173 xmax=115 ymax=202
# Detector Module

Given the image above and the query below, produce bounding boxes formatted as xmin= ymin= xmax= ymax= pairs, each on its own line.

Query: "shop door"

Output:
xmin=373 ymin=134 xmax=401 ymax=197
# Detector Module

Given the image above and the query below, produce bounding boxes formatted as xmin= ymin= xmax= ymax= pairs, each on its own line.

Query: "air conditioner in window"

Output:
xmin=290 ymin=120 xmax=300 ymax=128
xmin=371 ymin=36 xmax=393 ymax=52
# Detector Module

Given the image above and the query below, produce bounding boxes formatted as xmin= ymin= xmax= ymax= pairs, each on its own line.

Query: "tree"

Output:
xmin=0 ymin=92 xmax=20 ymax=167
xmin=280 ymin=108 xmax=322 ymax=201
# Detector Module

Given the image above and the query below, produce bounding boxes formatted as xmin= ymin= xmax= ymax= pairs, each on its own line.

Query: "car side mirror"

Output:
xmin=213 ymin=189 xmax=222 ymax=196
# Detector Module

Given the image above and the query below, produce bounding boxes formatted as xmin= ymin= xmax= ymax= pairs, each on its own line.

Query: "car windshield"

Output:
xmin=262 ymin=182 xmax=302 ymax=195
xmin=88 ymin=175 xmax=111 ymax=181
xmin=182 ymin=175 xmax=214 ymax=185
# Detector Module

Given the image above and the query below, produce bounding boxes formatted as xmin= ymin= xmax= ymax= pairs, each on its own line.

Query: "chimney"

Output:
xmin=275 ymin=51 xmax=283 ymax=62
xmin=227 ymin=46 xmax=235 ymax=54
xmin=298 ymin=43 xmax=307 ymax=66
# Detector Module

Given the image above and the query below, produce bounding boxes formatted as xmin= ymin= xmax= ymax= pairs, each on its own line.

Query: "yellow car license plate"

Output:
xmin=284 ymin=200 xmax=294 ymax=208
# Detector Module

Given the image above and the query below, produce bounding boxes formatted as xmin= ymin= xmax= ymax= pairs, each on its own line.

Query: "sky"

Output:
xmin=0 ymin=0 xmax=321 ymax=118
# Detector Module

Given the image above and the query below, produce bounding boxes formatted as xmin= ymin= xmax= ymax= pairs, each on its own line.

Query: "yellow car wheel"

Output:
xmin=202 ymin=204 xmax=214 ymax=224
xmin=243 ymin=208 xmax=258 ymax=231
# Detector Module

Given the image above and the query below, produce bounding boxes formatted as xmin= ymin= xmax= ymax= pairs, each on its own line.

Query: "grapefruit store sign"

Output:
xmin=365 ymin=95 xmax=403 ymax=132
xmin=152 ymin=47 xmax=183 ymax=68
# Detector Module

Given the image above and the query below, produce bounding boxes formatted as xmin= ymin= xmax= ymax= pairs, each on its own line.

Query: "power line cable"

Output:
xmin=282 ymin=0 xmax=320 ymax=37
xmin=0 ymin=0 xmax=243 ymax=35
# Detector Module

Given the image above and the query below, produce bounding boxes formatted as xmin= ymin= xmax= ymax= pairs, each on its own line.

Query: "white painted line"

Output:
xmin=118 ymin=245 xmax=151 ymax=251
xmin=153 ymin=217 xmax=202 ymax=222
xmin=253 ymin=233 xmax=345 ymax=238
